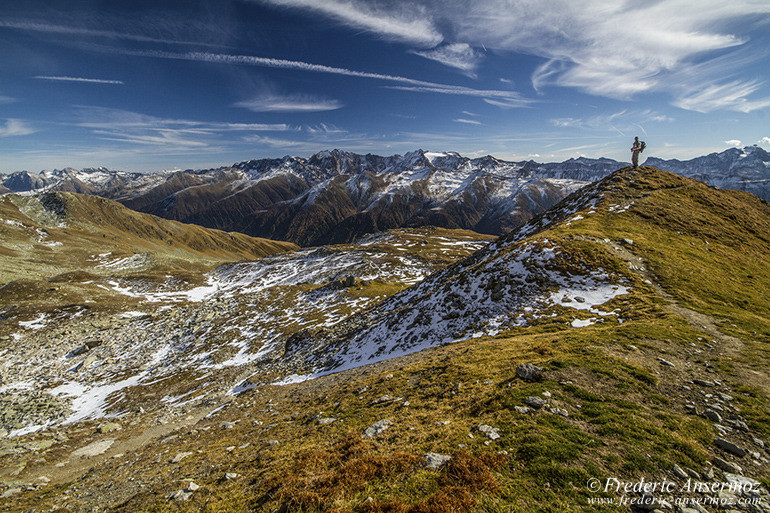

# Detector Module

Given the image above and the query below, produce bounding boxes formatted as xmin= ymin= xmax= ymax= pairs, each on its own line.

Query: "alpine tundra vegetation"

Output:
xmin=0 ymin=165 xmax=768 ymax=512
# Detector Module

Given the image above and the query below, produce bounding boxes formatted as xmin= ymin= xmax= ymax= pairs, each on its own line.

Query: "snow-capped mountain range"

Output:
xmin=2 ymin=146 xmax=768 ymax=245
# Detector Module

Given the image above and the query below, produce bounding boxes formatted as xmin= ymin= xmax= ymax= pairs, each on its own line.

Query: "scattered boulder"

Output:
xmin=97 ymin=422 xmax=122 ymax=434
xmin=476 ymin=424 xmax=501 ymax=440
xmin=363 ymin=419 xmax=392 ymax=438
xmin=370 ymin=395 xmax=394 ymax=406
xmin=515 ymin=363 xmax=542 ymax=382
xmin=524 ymin=396 xmax=547 ymax=409
xmin=693 ymin=379 xmax=715 ymax=387
xmin=514 ymin=406 xmax=531 ymax=414
xmin=71 ymin=439 xmax=114 ymax=458
xmin=715 ymin=438 xmax=748 ymax=458
xmin=672 ymin=464 xmax=688 ymax=480
xmin=702 ymin=409 xmax=723 ymax=423
xmin=423 ymin=452 xmax=452 ymax=470
xmin=172 ymin=452 xmax=193 ymax=463
xmin=713 ymin=457 xmax=743 ymax=474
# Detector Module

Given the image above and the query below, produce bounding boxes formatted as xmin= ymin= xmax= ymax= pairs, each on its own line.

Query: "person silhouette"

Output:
xmin=631 ymin=137 xmax=643 ymax=168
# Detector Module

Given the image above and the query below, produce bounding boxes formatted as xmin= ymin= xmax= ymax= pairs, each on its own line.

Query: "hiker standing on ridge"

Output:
xmin=631 ymin=136 xmax=643 ymax=168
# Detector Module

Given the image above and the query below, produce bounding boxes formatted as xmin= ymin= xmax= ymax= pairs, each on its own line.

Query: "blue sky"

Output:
xmin=2 ymin=0 xmax=770 ymax=173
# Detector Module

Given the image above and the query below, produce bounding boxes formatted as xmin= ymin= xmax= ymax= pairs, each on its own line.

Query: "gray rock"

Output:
xmin=672 ymin=464 xmax=688 ymax=479
xmin=693 ymin=379 xmax=715 ymax=387
xmin=71 ymin=438 xmax=114 ymax=458
xmin=167 ymin=490 xmax=191 ymax=501
xmin=524 ymin=396 xmax=547 ymax=409
xmin=574 ymin=296 xmax=586 ymax=303
xmin=702 ymin=409 xmax=723 ymax=423
xmin=713 ymin=457 xmax=743 ymax=474
xmin=370 ymin=395 xmax=394 ymax=406
xmin=1 ymin=488 xmax=22 ymax=498
xmin=752 ymin=437 xmax=765 ymax=448
xmin=684 ymin=467 xmax=701 ymax=480
xmin=97 ymin=422 xmax=122 ymax=434
xmin=514 ymin=406 xmax=531 ymax=414
xmin=726 ymin=419 xmax=749 ymax=432
xmin=549 ymin=407 xmax=569 ymax=417
xmin=477 ymin=424 xmax=501 ymax=440
xmin=423 ymin=452 xmax=452 ymax=470
xmin=186 ymin=481 xmax=200 ymax=492
xmin=715 ymin=438 xmax=748 ymax=458
xmin=656 ymin=357 xmax=675 ymax=367
xmin=172 ymin=452 xmax=193 ymax=463
xmin=717 ymin=393 xmax=734 ymax=402
xmin=225 ymin=472 xmax=239 ymax=480
xmin=363 ymin=419 xmax=392 ymax=438
xmin=515 ymin=363 xmax=542 ymax=382
xmin=317 ymin=417 xmax=337 ymax=425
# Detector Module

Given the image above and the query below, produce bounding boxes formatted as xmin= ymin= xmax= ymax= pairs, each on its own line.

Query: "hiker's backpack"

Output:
xmin=640 ymin=141 xmax=646 ymax=152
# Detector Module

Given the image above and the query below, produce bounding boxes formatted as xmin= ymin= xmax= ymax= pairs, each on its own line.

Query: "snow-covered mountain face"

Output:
xmin=3 ymin=146 xmax=769 ymax=244
xmin=644 ymin=145 xmax=770 ymax=201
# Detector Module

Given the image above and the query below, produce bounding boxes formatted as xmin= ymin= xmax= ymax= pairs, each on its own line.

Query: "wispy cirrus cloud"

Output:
xmin=0 ymin=119 xmax=36 ymax=138
xmin=70 ymin=106 xmax=291 ymax=151
xmin=260 ymin=0 xmax=770 ymax=110
xmin=411 ymin=43 xmax=483 ymax=76
xmin=74 ymin=106 xmax=289 ymax=132
xmin=256 ymin=0 xmax=442 ymax=46
xmin=0 ymin=18 xmax=232 ymax=48
xmin=454 ymin=118 xmax=482 ymax=126
xmin=35 ymin=75 xmax=124 ymax=85
xmin=551 ymin=109 xmax=674 ymax=135
xmin=121 ymin=49 xmax=534 ymax=107
xmin=234 ymin=93 xmax=344 ymax=112
xmin=673 ymin=80 xmax=770 ymax=114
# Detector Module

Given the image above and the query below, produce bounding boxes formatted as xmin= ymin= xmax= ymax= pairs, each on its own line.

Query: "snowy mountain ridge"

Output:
xmin=2 ymin=146 xmax=769 ymax=246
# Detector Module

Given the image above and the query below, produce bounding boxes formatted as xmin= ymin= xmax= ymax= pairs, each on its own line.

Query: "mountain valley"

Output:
xmin=0 ymin=164 xmax=768 ymax=512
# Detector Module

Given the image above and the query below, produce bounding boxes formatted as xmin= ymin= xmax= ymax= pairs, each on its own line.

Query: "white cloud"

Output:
xmin=0 ymin=18 xmax=229 ymax=48
xmin=550 ymin=109 xmax=674 ymax=134
xmin=673 ymin=80 xmax=770 ymax=113
xmin=259 ymin=0 xmax=770 ymax=109
xmin=257 ymin=0 xmax=442 ymax=46
xmin=454 ymin=118 xmax=482 ymax=126
xmin=0 ymin=94 xmax=16 ymax=104
xmin=304 ymin=123 xmax=346 ymax=134
xmin=234 ymin=93 xmax=343 ymax=112
xmin=725 ymin=139 xmax=742 ymax=147
xmin=411 ymin=43 xmax=483 ymax=75
xmin=35 ymin=75 xmax=124 ymax=85
xmin=74 ymin=106 xmax=289 ymax=132
xmin=0 ymin=119 xmax=36 ymax=137
xmin=760 ymin=137 xmax=770 ymax=146
xmin=129 ymin=49 xmax=534 ymax=106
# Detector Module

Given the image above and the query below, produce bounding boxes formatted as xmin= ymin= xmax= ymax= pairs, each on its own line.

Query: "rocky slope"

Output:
xmin=1 ymin=166 xmax=769 ymax=512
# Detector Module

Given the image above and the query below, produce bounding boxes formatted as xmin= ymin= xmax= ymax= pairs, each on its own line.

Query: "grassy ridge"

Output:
xmin=4 ymin=167 xmax=770 ymax=512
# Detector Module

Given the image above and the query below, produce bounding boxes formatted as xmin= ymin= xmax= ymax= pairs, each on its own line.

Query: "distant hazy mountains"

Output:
xmin=3 ymin=146 xmax=768 ymax=246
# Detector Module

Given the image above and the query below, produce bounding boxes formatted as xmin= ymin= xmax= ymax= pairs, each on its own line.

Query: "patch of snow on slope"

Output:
xmin=279 ymin=240 xmax=631 ymax=381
